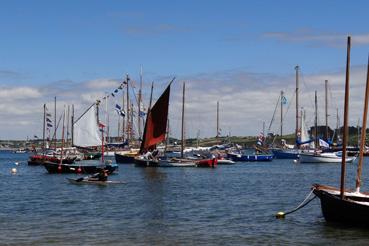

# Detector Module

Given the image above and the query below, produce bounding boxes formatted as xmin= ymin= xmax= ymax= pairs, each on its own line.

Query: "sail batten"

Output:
xmin=73 ymin=104 xmax=102 ymax=147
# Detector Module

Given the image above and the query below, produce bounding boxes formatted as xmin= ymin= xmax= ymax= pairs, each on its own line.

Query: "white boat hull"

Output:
xmin=299 ymin=152 xmax=356 ymax=163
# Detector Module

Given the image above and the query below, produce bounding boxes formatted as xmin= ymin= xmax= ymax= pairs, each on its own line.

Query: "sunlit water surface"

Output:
xmin=1 ymin=151 xmax=369 ymax=245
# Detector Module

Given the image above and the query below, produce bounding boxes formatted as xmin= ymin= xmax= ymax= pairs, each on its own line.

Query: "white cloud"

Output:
xmin=0 ymin=67 xmax=368 ymax=140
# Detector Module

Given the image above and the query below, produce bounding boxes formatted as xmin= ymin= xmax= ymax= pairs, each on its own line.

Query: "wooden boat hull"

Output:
xmin=299 ymin=152 xmax=356 ymax=163
xmin=43 ymin=162 xmax=118 ymax=174
xmin=28 ymin=155 xmax=76 ymax=166
xmin=313 ymin=184 xmax=369 ymax=226
xmin=227 ymin=153 xmax=273 ymax=162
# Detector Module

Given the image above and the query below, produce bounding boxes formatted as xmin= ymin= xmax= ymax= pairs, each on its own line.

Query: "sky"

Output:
xmin=1 ymin=0 xmax=369 ymax=140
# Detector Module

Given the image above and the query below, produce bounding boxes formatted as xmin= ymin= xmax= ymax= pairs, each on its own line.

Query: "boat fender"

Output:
xmin=58 ymin=165 xmax=62 ymax=171
xmin=77 ymin=167 xmax=82 ymax=173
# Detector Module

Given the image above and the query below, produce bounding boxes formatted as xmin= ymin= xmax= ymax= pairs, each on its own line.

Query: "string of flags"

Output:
xmin=102 ymin=79 xmax=128 ymax=100
xmin=45 ymin=106 xmax=53 ymax=141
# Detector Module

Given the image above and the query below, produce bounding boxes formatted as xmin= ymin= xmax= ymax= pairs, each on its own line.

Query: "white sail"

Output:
xmin=74 ymin=105 xmax=102 ymax=147
xmin=300 ymin=111 xmax=311 ymax=148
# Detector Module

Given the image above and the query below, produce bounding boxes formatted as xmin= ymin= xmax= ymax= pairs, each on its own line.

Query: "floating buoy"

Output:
xmin=293 ymin=159 xmax=298 ymax=163
xmin=14 ymin=162 xmax=19 ymax=166
xmin=11 ymin=168 xmax=17 ymax=174
xmin=275 ymin=211 xmax=285 ymax=219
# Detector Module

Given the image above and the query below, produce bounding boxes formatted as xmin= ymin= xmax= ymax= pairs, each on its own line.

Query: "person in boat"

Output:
xmin=89 ymin=169 xmax=109 ymax=182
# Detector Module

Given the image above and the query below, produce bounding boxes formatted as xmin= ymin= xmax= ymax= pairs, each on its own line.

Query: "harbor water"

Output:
xmin=1 ymin=151 xmax=369 ymax=245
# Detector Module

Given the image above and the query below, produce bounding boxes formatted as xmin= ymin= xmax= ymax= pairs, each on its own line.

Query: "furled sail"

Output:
xmin=73 ymin=104 xmax=102 ymax=147
xmin=140 ymin=84 xmax=171 ymax=153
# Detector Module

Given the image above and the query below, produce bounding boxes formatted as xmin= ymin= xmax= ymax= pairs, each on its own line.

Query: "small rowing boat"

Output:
xmin=67 ymin=178 xmax=125 ymax=185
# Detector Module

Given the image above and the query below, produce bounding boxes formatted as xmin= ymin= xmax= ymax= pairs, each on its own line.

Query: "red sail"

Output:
xmin=140 ymin=84 xmax=171 ymax=153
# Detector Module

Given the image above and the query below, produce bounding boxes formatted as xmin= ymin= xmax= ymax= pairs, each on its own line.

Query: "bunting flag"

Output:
xmin=47 ymin=123 xmax=53 ymax=128
xmin=281 ymin=96 xmax=287 ymax=105
xmin=115 ymin=104 xmax=126 ymax=117
xmin=46 ymin=118 xmax=52 ymax=123
xmin=139 ymin=111 xmax=146 ymax=117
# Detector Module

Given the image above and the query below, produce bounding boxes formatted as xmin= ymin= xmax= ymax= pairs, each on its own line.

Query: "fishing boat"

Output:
xmin=313 ymin=36 xmax=369 ymax=226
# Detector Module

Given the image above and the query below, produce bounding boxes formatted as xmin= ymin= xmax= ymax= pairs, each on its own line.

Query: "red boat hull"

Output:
xmin=196 ymin=158 xmax=217 ymax=168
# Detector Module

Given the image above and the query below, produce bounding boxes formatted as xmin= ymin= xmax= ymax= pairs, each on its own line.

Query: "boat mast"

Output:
xmin=122 ymin=77 xmax=125 ymax=141
xmin=66 ymin=105 xmax=70 ymax=146
xmin=54 ymin=96 xmax=57 ymax=149
xmin=59 ymin=107 xmax=65 ymax=165
xmin=280 ymin=90 xmax=284 ymax=138
xmin=216 ymin=101 xmax=219 ymax=138
xmin=355 ymin=55 xmax=369 ymax=192
xmin=126 ymin=74 xmax=130 ymax=143
xmin=295 ymin=66 xmax=300 ymax=149
xmin=325 ymin=80 xmax=329 ymax=141
xmin=71 ymin=104 xmax=74 ymax=146
xmin=42 ymin=104 xmax=46 ymax=153
xmin=138 ymin=66 xmax=143 ymax=138
xmin=181 ymin=82 xmax=185 ymax=158
xmin=340 ymin=36 xmax=351 ymax=200
xmin=314 ymin=91 xmax=318 ymax=150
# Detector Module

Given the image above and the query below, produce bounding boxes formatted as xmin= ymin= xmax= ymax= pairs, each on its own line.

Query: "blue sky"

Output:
xmin=1 ymin=1 xmax=369 ymax=139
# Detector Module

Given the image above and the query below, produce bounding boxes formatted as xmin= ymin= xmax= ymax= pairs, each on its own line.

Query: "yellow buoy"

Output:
xmin=275 ymin=211 xmax=285 ymax=219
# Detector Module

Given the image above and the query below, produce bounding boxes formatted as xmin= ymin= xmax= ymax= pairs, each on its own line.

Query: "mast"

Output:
xmin=336 ymin=108 xmax=339 ymax=143
xmin=216 ymin=101 xmax=219 ymax=138
xmin=59 ymin=107 xmax=65 ymax=165
xmin=181 ymin=82 xmax=185 ymax=158
xmin=325 ymin=80 xmax=329 ymax=141
xmin=295 ymin=65 xmax=300 ymax=149
xmin=280 ymin=90 xmax=284 ymax=138
xmin=126 ymin=74 xmax=130 ymax=143
xmin=314 ymin=91 xmax=318 ymax=150
xmin=138 ymin=66 xmax=143 ymax=138
xmin=355 ymin=55 xmax=369 ymax=192
xmin=71 ymin=104 xmax=74 ymax=146
xmin=340 ymin=36 xmax=351 ymax=200
xmin=66 ymin=105 xmax=70 ymax=146
xmin=54 ymin=96 xmax=57 ymax=149
xmin=122 ymin=77 xmax=125 ymax=141
xmin=42 ymin=104 xmax=46 ymax=153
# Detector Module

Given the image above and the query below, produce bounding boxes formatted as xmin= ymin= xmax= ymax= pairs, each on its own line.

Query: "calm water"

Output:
xmin=1 ymin=151 xmax=369 ymax=245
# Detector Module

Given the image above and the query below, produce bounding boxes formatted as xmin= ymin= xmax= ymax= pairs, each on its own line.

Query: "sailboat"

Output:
xmin=134 ymin=80 xmax=172 ymax=167
xmin=159 ymin=82 xmax=217 ymax=168
xmin=272 ymin=69 xmax=301 ymax=159
xmin=313 ymin=36 xmax=369 ymax=225
xmin=43 ymin=102 xmax=118 ymax=174
xmin=299 ymin=91 xmax=355 ymax=164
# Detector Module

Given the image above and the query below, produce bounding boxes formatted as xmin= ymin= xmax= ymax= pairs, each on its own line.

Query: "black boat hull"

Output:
xmin=43 ymin=162 xmax=118 ymax=174
xmin=115 ymin=153 xmax=135 ymax=164
xmin=313 ymin=185 xmax=369 ymax=226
